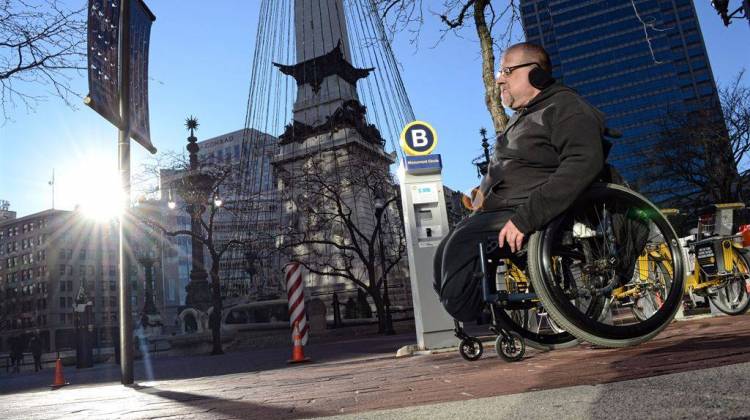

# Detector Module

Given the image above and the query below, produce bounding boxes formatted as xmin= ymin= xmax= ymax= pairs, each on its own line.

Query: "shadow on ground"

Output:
xmin=133 ymin=385 xmax=325 ymax=419
xmin=0 ymin=331 xmax=415 ymax=395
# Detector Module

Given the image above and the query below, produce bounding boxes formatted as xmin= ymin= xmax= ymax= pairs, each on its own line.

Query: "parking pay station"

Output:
xmin=398 ymin=121 xmax=456 ymax=350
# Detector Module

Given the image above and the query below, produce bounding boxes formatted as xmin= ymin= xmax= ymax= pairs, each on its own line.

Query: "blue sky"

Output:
xmin=0 ymin=1 xmax=748 ymax=218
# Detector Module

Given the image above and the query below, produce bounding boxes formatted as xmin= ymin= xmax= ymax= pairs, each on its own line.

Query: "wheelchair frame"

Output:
xmin=453 ymin=241 xmax=537 ymax=362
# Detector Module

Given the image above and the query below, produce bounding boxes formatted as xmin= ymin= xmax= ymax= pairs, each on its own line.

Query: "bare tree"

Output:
xmin=136 ymin=155 xmax=246 ymax=355
xmin=643 ymin=71 xmax=750 ymax=210
xmin=0 ymin=0 xmax=86 ymax=122
xmin=376 ymin=0 xmax=521 ymax=133
xmin=276 ymin=151 xmax=406 ymax=334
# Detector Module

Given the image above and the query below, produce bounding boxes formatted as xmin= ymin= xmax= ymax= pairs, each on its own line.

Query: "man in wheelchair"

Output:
xmin=434 ymin=42 xmax=606 ymax=322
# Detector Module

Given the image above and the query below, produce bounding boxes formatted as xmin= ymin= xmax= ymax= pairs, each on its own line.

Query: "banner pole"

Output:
xmin=118 ymin=0 xmax=134 ymax=386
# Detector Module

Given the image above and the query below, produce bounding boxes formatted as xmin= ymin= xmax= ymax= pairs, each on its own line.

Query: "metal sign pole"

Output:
xmin=118 ymin=0 xmax=134 ymax=385
xmin=86 ymin=0 xmax=155 ymax=385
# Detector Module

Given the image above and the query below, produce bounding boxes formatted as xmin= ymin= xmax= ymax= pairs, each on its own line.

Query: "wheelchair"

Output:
xmin=453 ymin=182 xmax=686 ymax=361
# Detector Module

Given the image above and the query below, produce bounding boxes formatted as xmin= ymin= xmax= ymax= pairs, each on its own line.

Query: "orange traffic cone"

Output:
xmin=51 ymin=358 xmax=68 ymax=389
xmin=288 ymin=321 xmax=311 ymax=364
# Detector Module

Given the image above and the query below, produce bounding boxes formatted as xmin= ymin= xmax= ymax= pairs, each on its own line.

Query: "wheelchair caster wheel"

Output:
xmin=459 ymin=337 xmax=483 ymax=361
xmin=496 ymin=331 xmax=525 ymax=362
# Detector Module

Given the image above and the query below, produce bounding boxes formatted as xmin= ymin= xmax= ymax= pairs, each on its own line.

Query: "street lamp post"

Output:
xmin=179 ymin=117 xmax=213 ymax=312
xmin=136 ymin=250 xmax=162 ymax=337
xmin=374 ymin=192 xmax=395 ymax=335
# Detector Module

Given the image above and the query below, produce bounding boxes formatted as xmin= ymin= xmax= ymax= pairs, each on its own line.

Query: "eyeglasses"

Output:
xmin=495 ymin=62 xmax=539 ymax=79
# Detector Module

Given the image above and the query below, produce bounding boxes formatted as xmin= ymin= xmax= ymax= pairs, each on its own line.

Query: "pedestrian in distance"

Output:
xmin=10 ymin=335 xmax=25 ymax=373
xmin=7 ymin=336 xmax=17 ymax=372
xmin=113 ymin=331 xmax=121 ymax=365
xmin=29 ymin=335 xmax=43 ymax=372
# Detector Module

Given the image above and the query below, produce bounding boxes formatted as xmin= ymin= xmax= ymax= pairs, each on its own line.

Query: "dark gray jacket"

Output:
xmin=478 ymin=82 xmax=605 ymax=234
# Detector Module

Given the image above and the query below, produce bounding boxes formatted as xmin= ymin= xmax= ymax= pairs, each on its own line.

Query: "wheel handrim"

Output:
xmin=533 ymin=184 xmax=685 ymax=343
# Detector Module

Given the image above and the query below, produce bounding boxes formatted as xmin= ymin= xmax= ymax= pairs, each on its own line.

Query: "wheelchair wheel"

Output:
xmin=708 ymin=249 xmax=750 ymax=315
xmin=527 ymin=183 xmax=685 ymax=348
xmin=494 ymin=260 xmax=579 ymax=350
xmin=497 ymin=305 xmax=578 ymax=350
xmin=459 ymin=337 xmax=483 ymax=361
xmin=495 ymin=331 xmax=525 ymax=362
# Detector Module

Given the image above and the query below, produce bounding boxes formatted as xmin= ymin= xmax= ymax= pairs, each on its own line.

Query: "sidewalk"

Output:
xmin=1 ymin=314 xmax=749 ymax=419
xmin=0 ymin=327 xmax=417 ymax=395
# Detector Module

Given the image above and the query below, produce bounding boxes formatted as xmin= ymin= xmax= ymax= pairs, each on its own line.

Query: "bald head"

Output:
xmin=496 ymin=42 xmax=552 ymax=109
xmin=505 ymin=42 xmax=551 ymax=73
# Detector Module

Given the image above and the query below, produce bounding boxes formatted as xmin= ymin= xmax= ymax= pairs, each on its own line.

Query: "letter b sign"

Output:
xmin=400 ymin=121 xmax=438 ymax=156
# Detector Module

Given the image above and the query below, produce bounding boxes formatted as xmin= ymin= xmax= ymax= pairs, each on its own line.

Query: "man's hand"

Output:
xmin=498 ymin=220 xmax=524 ymax=253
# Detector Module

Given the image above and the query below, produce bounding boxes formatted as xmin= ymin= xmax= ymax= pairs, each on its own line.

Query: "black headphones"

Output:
xmin=528 ymin=65 xmax=555 ymax=90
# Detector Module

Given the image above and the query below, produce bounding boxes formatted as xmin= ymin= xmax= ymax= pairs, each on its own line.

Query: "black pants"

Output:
xmin=34 ymin=355 xmax=42 ymax=372
xmin=433 ymin=209 xmax=516 ymax=322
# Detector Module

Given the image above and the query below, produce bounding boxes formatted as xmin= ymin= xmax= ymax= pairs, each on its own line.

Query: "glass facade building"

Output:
xmin=520 ymin=0 xmax=723 ymax=203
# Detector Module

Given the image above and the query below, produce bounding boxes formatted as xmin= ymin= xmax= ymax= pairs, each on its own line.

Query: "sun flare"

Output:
xmin=70 ymin=156 xmax=123 ymax=221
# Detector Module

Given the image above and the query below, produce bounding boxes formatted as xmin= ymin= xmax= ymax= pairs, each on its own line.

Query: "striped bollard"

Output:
xmin=285 ymin=262 xmax=309 ymax=345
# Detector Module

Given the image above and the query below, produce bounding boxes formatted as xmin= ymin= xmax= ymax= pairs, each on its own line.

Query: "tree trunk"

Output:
xmin=474 ymin=0 xmax=509 ymax=135
xmin=210 ymin=265 xmax=223 ymax=355
xmin=368 ymin=288 xmax=387 ymax=334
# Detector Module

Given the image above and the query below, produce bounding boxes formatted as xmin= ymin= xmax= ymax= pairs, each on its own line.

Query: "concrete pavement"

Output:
xmin=322 ymin=361 xmax=750 ymax=419
xmin=1 ymin=314 xmax=750 ymax=419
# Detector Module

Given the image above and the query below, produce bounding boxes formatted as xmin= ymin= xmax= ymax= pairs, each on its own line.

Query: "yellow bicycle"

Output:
xmin=611 ymin=240 xmax=674 ymax=321
xmin=631 ymin=204 xmax=750 ymax=317
xmin=685 ymin=203 xmax=750 ymax=315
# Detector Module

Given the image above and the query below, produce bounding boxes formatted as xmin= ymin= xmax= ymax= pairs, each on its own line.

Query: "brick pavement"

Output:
xmin=1 ymin=314 xmax=749 ymax=419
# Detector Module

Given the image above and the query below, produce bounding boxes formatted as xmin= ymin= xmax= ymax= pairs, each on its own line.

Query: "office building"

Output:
xmin=520 ymin=0 xmax=724 ymax=202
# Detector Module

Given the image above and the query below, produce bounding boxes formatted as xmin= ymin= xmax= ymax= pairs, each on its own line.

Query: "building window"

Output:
xmin=59 ymin=297 xmax=66 ymax=308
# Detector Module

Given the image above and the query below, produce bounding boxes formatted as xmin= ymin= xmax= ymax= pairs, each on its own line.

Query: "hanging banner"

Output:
xmin=128 ymin=0 xmax=155 ymax=152
xmin=85 ymin=0 xmax=157 ymax=154
xmin=86 ymin=0 xmax=120 ymax=130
